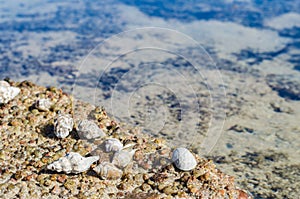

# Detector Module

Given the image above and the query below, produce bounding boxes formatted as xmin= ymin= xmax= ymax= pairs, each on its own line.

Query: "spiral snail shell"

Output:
xmin=112 ymin=149 xmax=137 ymax=168
xmin=47 ymin=152 xmax=99 ymax=174
xmin=54 ymin=114 xmax=74 ymax=138
xmin=103 ymin=138 xmax=123 ymax=153
xmin=93 ymin=162 xmax=123 ymax=180
xmin=77 ymin=119 xmax=106 ymax=139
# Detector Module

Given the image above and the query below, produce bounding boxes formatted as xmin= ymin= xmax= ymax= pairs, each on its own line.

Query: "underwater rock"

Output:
xmin=0 ymin=80 xmax=20 ymax=104
xmin=266 ymin=74 xmax=300 ymax=100
xmin=54 ymin=114 xmax=74 ymax=138
xmin=77 ymin=119 xmax=106 ymax=139
xmin=93 ymin=162 xmax=123 ymax=180
xmin=47 ymin=152 xmax=99 ymax=174
xmin=172 ymin=147 xmax=197 ymax=171
xmin=103 ymin=138 xmax=123 ymax=153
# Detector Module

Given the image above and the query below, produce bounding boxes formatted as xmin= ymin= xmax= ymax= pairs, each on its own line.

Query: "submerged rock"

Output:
xmin=47 ymin=152 xmax=99 ymax=174
xmin=266 ymin=74 xmax=300 ymax=100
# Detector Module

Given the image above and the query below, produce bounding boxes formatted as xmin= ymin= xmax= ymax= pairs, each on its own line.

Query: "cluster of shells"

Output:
xmin=0 ymin=80 xmax=252 ymax=199
xmin=48 ymin=111 xmax=139 ymax=180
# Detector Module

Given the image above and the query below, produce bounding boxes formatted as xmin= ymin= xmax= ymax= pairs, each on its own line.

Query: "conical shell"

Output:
xmin=171 ymin=147 xmax=197 ymax=171
xmin=93 ymin=162 xmax=123 ymax=180
xmin=77 ymin=119 xmax=106 ymax=139
xmin=54 ymin=114 xmax=73 ymax=138
xmin=0 ymin=81 xmax=20 ymax=104
xmin=103 ymin=138 xmax=123 ymax=153
xmin=47 ymin=152 xmax=99 ymax=174
xmin=112 ymin=149 xmax=136 ymax=168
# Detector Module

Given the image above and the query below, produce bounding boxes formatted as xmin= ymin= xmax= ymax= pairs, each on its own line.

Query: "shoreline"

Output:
xmin=0 ymin=80 xmax=252 ymax=199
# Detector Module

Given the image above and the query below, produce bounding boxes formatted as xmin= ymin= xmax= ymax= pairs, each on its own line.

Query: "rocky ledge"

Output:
xmin=0 ymin=80 xmax=252 ymax=199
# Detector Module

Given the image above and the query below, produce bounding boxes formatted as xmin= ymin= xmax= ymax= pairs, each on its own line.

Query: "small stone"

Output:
xmin=57 ymin=175 xmax=67 ymax=183
xmin=171 ymin=148 xmax=197 ymax=171
xmin=64 ymin=179 xmax=76 ymax=190
xmin=163 ymin=186 xmax=177 ymax=195
xmin=51 ymin=185 xmax=61 ymax=195
xmin=189 ymin=186 xmax=198 ymax=194
xmin=141 ymin=183 xmax=151 ymax=192
xmin=44 ymin=179 xmax=52 ymax=186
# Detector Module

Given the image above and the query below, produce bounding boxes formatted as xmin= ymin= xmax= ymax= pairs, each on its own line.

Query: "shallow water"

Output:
xmin=1 ymin=0 xmax=300 ymax=198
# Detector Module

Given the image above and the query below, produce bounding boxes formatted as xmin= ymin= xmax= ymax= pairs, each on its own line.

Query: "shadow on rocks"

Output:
xmin=39 ymin=122 xmax=56 ymax=138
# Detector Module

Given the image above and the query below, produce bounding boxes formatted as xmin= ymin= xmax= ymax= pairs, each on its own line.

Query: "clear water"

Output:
xmin=1 ymin=1 xmax=300 ymax=198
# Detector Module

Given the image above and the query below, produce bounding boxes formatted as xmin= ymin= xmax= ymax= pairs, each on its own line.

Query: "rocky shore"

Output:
xmin=0 ymin=80 xmax=252 ymax=198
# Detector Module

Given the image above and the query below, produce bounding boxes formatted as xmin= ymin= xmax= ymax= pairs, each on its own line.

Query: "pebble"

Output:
xmin=171 ymin=147 xmax=197 ymax=171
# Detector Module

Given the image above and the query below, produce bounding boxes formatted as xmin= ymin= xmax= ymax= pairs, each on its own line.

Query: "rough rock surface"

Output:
xmin=0 ymin=80 xmax=251 ymax=199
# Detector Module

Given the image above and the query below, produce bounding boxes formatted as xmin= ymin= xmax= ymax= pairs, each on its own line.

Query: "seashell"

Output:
xmin=35 ymin=98 xmax=51 ymax=111
xmin=0 ymin=81 xmax=20 ymax=104
xmin=112 ymin=149 xmax=136 ymax=168
xmin=47 ymin=152 xmax=99 ymax=174
xmin=77 ymin=119 xmax=106 ymax=139
xmin=171 ymin=147 xmax=197 ymax=171
xmin=0 ymin=80 xmax=10 ymax=87
xmin=93 ymin=162 xmax=123 ymax=180
xmin=54 ymin=114 xmax=74 ymax=138
xmin=103 ymin=138 xmax=123 ymax=153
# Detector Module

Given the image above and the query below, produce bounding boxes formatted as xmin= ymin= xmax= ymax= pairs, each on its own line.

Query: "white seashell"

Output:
xmin=0 ymin=81 xmax=10 ymax=87
xmin=35 ymin=98 xmax=52 ymax=111
xmin=47 ymin=152 xmax=99 ymax=174
xmin=171 ymin=147 xmax=197 ymax=171
xmin=77 ymin=119 xmax=106 ymax=139
xmin=93 ymin=162 xmax=123 ymax=180
xmin=0 ymin=81 xmax=20 ymax=104
xmin=103 ymin=138 xmax=123 ymax=153
xmin=112 ymin=149 xmax=136 ymax=168
xmin=54 ymin=114 xmax=74 ymax=138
